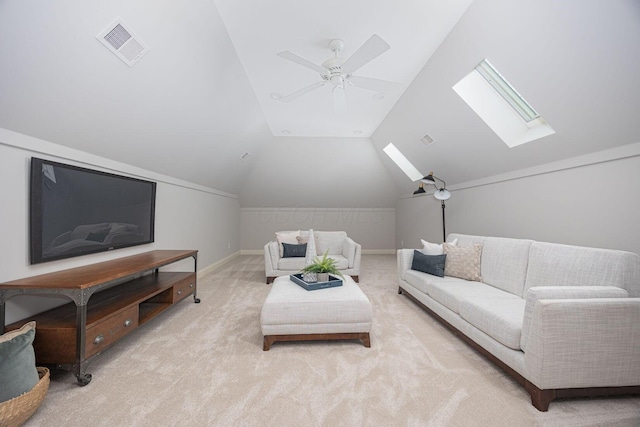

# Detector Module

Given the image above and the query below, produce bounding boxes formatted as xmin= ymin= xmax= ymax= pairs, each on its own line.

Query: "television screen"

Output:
xmin=30 ymin=157 xmax=156 ymax=264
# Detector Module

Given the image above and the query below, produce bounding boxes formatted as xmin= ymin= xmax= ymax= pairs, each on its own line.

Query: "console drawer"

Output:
xmin=86 ymin=306 xmax=138 ymax=358
xmin=173 ymin=275 xmax=196 ymax=303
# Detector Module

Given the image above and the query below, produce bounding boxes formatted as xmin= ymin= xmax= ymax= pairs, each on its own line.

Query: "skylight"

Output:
xmin=453 ymin=58 xmax=554 ymax=148
xmin=383 ymin=143 xmax=423 ymax=181
xmin=475 ymin=59 xmax=539 ymax=122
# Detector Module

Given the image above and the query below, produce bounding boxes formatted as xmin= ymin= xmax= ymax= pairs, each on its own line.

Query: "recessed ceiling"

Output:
xmin=213 ymin=0 xmax=474 ymax=137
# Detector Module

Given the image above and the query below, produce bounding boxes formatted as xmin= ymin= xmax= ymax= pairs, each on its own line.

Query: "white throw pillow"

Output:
xmin=276 ymin=230 xmax=300 ymax=257
xmin=420 ymin=238 xmax=457 ymax=255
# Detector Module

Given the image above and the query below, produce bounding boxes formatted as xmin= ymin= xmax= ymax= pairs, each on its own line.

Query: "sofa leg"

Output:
xmin=352 ymin=275 xmax=359 ymax=283
xmin=266 ymin=277 xmax=275 ymax=284
xmin=525 ymin=381 xmax=554 ymax=412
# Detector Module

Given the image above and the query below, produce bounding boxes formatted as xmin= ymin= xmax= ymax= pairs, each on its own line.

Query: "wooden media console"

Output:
xmin=0 ymin=250 xmax=198 ymax=385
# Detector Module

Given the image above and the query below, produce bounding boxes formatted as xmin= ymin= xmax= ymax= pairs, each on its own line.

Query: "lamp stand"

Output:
xmin=441 ymin=200 xmax=446 ymax=243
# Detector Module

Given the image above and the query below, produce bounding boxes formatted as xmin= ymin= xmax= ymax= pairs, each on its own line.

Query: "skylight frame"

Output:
xmin=475 ymin=59 xmax=539 ymax=123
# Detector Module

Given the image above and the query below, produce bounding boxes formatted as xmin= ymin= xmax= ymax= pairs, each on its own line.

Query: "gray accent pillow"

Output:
xmin=411 ymin=250 xmax=447 ymax=277
xmin=0 ymin=321 xmax=39 ymax=402
xmin=282 ymin=242 xmax=307 ymax=258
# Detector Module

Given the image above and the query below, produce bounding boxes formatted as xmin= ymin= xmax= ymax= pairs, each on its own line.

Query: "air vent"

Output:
xmin=420 ymin=134 xmax=434 ymax=147
xmin=240 ymin=152 xmax=251 ymax=161
xmin=97 ymin=18 xmax=149 ymax=67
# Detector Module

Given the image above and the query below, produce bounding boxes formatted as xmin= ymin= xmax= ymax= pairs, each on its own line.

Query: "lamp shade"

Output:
xmin=420 ymin=174 xmax=436 ymax=185
xmin=413 ymin=186 xmax=426 ymax=195
xmin=434 ymin=188 xmax=451 ymax=201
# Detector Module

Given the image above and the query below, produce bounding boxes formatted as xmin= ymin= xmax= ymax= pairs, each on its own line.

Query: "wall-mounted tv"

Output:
xmin=30 ymin=157 xmax=156 ymax=264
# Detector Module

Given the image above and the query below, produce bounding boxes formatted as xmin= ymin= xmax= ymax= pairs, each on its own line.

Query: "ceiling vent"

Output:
xmin=97 ymin=18 xmax=149 ymax=67
xmin=420 ymin=134 xmax=435 ymax=147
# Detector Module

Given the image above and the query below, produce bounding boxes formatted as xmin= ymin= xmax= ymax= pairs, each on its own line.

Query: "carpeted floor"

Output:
xmin=23 ymin=255 xmax=640 ymax=426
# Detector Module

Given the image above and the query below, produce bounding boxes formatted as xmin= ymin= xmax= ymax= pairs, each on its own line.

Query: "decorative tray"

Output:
xmin=290 ymin=273 xmax=343 ymax=291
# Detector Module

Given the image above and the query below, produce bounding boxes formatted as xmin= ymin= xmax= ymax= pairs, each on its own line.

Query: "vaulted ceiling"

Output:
xmin=1 ymin=0 xmax=638 ymax=207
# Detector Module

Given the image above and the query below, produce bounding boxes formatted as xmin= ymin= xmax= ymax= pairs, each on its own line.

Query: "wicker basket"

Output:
xmin=0 ymin=367 xmax=50 ymax=427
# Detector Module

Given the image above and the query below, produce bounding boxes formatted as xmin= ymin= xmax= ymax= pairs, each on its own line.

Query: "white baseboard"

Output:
xmin=239 ymin=249 xmax=396 ymax=255
xmin=197 ymin=252 xmax=241 ymax=278
xmin=241 ymin=249 xmax=264 ymax=255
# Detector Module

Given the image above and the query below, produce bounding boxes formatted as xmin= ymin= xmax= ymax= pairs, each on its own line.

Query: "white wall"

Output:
xmin=0 ymin=128 xmax=240 ymax=324
xmin=241 ymin=208 xmax=395 ymax=252
xmin=238 ymin=136 xmax=399 ymax=208
xmin=396 ymin=143 xmax=640 ymax=255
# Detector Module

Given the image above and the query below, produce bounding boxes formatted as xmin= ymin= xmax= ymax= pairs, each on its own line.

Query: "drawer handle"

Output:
xmin=177 ymin=290 xmax=182 ymax=296
xmin=94 ymin=335 xmax=105 ymax=345
xmin=189 ymin=283 xmax=194 ymax=288
xmin=124 ymin=319 xmax=132 ymax=327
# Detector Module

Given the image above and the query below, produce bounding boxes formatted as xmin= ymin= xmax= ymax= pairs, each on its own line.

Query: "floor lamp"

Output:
xmin=415 ymin=172 xmax=451 ymax=242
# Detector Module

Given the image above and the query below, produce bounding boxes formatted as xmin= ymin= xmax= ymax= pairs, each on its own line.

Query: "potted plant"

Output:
xmin=300 ymin=251 xmax=344 ymax=283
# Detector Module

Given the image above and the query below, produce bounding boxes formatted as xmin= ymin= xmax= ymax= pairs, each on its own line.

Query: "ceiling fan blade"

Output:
xmin=341 ymin=34 xmax=390 ymax=75
xmin=348 ymin=75 xmax=401 ymax=93
xmin=277 ymin=81 xmax=326 ymax=103
xmin=277 ymin=51 xmax=327 ymax=75
xmin=332 ymin=86 xmax=347 ymax=114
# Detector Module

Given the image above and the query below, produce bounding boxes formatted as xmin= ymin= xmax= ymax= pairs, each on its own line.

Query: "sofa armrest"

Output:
xmin=264 ymin=241 xmax=280 ymax=274
xmin=521 ymin=286 xmax=628 ymax=352
xmin=342 ymin=238 xmax=361 ymax=269
xmin=523 ymin=298 xmax=640 ymax=389
xmin=397 ymin=249 xmax=415 ymax=283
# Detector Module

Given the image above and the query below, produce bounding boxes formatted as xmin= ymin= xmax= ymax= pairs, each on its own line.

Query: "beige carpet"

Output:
xmin=23 ymin=255 xmax=640 ymax=427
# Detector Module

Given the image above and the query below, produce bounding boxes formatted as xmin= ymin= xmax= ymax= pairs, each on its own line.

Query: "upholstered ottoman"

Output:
xmin=261 ymin=275 xmax=372 ymax=350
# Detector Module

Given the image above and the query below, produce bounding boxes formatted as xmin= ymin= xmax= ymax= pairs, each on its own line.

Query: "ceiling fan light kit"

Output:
xmin=274 ymin=34 xmax=399 ymax=113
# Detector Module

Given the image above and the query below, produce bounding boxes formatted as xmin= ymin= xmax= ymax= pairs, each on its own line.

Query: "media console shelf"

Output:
xmin=0 ymin=249 xmax=198 ymax=385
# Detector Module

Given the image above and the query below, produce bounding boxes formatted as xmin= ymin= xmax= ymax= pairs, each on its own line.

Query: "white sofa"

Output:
xmin=264 ymin=230 xmax=361 ymax=284
xmin=397 ymin=233 xmax=640 ymax=411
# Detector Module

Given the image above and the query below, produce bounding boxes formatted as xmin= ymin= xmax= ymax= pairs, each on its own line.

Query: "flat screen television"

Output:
xmin=30 ymin=157 xmax=156 ymax=264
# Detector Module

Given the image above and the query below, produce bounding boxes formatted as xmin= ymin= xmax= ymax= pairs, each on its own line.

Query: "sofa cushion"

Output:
xmin=524 ymin=242 xmax=640 ymax=297
xmin=282 ymin=242 xmax=307 ymax=258
xmin=459 ymin=296 xmax=526 ymax=350
xmin=425 ymin=279 xmax=507 ymax=314
xmin=404 ymin=270 xmax=460 ymax=295
xmin=411 ymin=251 xmax=446 ymax=277
xmin=316 ymin=231 xmax=348 ymax=255
xmin=278 ymin=254 xmax=349 ymax=271
xmin=480 ymin=237 xmax=533 ymax=298
xmin=443 ymin=243 xmax=482 ymax=281
xmin=276 ymin=230 xmax=301 ymax=257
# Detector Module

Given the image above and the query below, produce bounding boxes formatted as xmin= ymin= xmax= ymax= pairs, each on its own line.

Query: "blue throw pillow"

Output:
xmin=0 ymin=321 xmax=39 ymax=403
xmin=411 ymin=250 xmax=447 ymax=277
xmin=282 ymin=242 xmax=307 ymax=258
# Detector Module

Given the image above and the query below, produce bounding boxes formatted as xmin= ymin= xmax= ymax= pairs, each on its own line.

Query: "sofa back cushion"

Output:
xmin=524 ymin=242 xmax=640 ymax=297
xmin=447 ymin=234 xmax=533 ymax=297
xmin=315 ymin=231 xmax=347 ymax=255
xmin=481 ymin=237 xmax=533 ymax=297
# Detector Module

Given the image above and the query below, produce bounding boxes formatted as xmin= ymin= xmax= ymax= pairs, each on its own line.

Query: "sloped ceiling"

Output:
xmin=0 ymin=0 xmax=271 ymax=195
xmin=371 ymin=0 xmax=640 ymax=195
xmin=1 ymin=0 xmax=639 ymax=207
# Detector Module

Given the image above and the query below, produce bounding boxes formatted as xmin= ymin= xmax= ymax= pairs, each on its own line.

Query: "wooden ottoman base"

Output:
xmin=263 ymin=332 xmax=371 ymax=351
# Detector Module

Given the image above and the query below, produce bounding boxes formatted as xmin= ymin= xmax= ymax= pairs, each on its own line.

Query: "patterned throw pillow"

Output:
xmin=443 ymin=243 xmax=482 ymax=281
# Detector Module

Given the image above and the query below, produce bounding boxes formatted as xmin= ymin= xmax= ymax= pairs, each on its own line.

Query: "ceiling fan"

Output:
xmin=271 ymin=34 xmax=400 ymax=114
